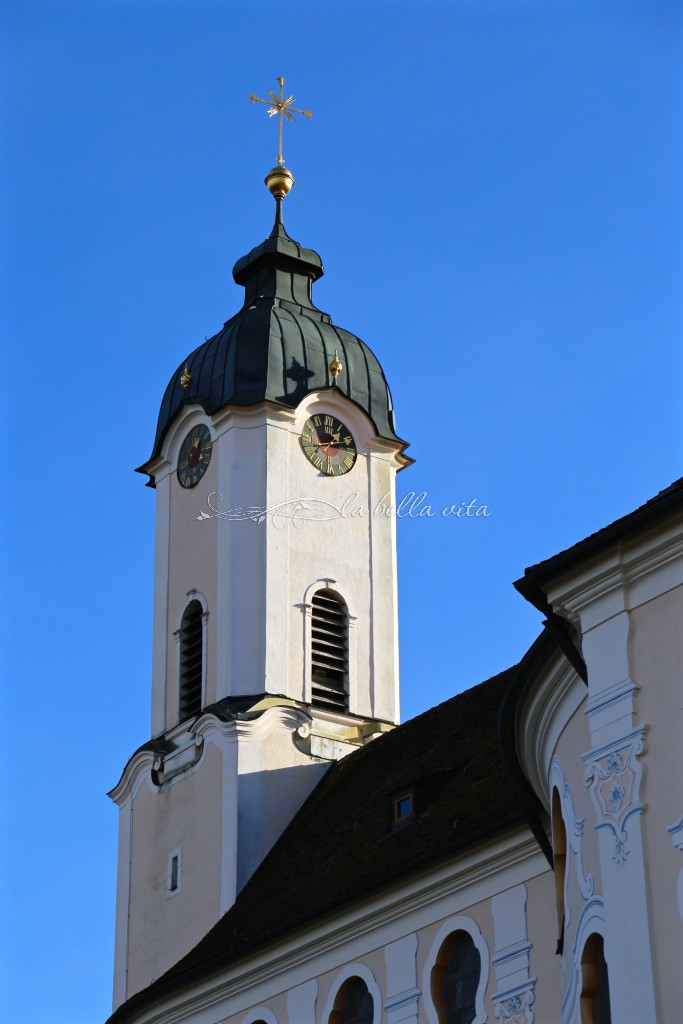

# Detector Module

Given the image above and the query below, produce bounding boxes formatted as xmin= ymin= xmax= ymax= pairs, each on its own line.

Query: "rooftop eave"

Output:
xmin=516 ymin=476 xmax=683 ymax=605
xmin=138 ymin=393 xmax=412 ymax=488
xmin=135 ymin=453 xmax=168 ymax=488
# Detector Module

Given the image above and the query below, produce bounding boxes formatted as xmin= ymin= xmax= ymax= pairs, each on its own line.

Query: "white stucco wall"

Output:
xmin=148 ymin=395 xmax=405 ymax=733
xmin=113 ymin=391 xmax=408 ymax=1008
xmin=111 ymin=708 xmax=331 ymax=1006
xmin=125 ymin=739 xmax=228 ymax=998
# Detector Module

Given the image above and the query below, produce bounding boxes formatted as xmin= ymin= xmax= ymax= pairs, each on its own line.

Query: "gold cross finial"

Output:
xmin=250 ymin=76 xmax=312 ymax=169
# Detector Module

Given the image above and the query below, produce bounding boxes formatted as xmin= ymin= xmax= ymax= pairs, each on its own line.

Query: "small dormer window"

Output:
xmin=179 ymin=599 xmax=203 ymax=722
xmin=391 ymin=787 xmax=416 ymax=828
xmin=311 ymin=589 xmax=349 ymax=712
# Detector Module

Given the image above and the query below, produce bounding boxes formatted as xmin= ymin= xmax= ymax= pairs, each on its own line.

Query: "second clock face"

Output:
xmin=177 ymin=424 xmax=212 ymax=488
xmin=300 ymin=414 xmax=357 ymax=476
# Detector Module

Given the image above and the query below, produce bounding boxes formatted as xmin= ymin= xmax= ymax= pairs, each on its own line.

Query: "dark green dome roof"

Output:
xmin=147 ymin=207 xmax=404 ymax=464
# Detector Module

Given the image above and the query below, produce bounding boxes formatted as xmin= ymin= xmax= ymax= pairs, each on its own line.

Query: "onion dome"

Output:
xmin=142 ymin=203 xmax=405 ymax=473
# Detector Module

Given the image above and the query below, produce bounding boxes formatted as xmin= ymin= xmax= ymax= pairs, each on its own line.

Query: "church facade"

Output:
xmin=106 ymin=171 xmax=683 ymax=1024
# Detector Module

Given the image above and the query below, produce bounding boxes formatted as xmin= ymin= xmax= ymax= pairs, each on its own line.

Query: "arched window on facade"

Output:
xmin=580 ymin=934 xmax=612 ymax=1024
xmin=311 ymin=589 xmax=349 ymax=713
xmin=178 ymin=599 xmax=203 ymax=722
xmin=551 ymin=787 xmax=567 ymax=948
xmin=330 ymin=977 xmax=373 ymax=1024
xmin=431 ymin=930 xmax=481 ymax=1024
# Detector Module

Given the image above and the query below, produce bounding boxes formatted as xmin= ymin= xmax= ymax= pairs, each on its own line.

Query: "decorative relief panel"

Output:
xmin=494 ymin=988 xmax=535 ymax=1023
xmin=583 ymin=727 xmax=646 ymax=866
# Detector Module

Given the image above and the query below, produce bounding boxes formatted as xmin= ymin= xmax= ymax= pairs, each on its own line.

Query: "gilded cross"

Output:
xmin=250 ymin=77 xmax=312 ymax=167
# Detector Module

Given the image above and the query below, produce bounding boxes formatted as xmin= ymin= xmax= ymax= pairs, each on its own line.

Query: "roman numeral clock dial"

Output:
xmin=300 ymin=415 xmax=357 ymax=476
xmin=177 ymin=424 xmax=212 ymax=488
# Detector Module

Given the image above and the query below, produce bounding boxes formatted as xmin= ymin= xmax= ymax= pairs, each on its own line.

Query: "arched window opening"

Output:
xmin=179 ymin=599 xmax=203 ymax=722
xmin=551 ymin=787 xmax=567 ymax=947
xmin=580 ymin=934 xmax=612 ymax=1024
xmin=431 ymin=930 xmax=481 ymax=1024
xmin=311 ymin=589 xmax=349 ymax=712
xmin=330 ymin=977 xmax=373 ymax=1024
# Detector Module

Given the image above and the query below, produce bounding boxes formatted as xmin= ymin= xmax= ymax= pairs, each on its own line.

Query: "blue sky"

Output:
xmin=2 ymin=2 xmax=682 ymax=1022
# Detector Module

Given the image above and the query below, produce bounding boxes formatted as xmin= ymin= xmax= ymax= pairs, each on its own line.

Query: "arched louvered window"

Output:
xmin=179 ymin=599 xmax=203 ymax=722
xmin=431 ymin=931 xmax=481 ymax=1024
xmin=311 ymin=589 xmax=349 ymax=712
xmin=580 ymin=934 xmax=612 ymax=1024
xmin=331 ymin=977 xmax=373 ymax=1024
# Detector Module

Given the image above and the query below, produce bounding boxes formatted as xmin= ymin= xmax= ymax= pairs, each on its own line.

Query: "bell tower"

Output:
xmin=109 ymin=83 xmax=411 ymax=1010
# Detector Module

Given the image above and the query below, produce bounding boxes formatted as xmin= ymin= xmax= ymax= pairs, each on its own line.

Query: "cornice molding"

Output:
xmin=546 ymin=523 xmax=683 ymax=630
xmin=231 ymin=705 xmax=311 ymax=743
xmin=667 ymin=815 xmax=683 ymax=850
xmin=212 ymin=401 xmax=296 ymax=432
xmin=108 ymin=749 xmax=157 ymax=806
xmin=109 ymin=705 xmax=317 ymax=804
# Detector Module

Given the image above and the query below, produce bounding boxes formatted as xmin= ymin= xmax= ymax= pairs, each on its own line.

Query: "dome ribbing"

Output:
xmin=144 ymin=207 xmax=405 ymax=472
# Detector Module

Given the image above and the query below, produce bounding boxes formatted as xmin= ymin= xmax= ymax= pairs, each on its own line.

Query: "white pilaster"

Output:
xmin=384 ymin=933 xmax=420 ymax=1024
xmin=111 ymin=794 xmax=132 ymax=1009
xmin=151 ymin=470 xmax=171 ymax=736
xmin=548 ymin=569 xmax=658 ymax=1021
xmin=286 ymin=978 xmax=318 ymax=1024
xmin=491 ymin=885 xmax=536 ymax=1023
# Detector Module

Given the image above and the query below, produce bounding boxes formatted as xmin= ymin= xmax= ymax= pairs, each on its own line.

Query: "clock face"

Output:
xmin=177 ymin=424 xmax=212 ymax=489
xmin=300 ymin=414 xmax=357 ymax=476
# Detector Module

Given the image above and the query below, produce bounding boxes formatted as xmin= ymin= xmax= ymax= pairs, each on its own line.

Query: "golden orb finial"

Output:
xmin=264 ymin=165 xmax=295 ymax=200
xmin=181 ymin=363 xmax=192 ymax=391
xmin=250 ymin=76 xmax=312 ymax=200
xmin=329 ymin=350 xmax=343 ymax=383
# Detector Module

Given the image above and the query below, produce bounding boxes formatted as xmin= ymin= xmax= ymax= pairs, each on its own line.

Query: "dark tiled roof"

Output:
xmin=108 ymin=668 xmax=524 ymax=1023
xmin=516 ymin=476 xmax=683 ymax=600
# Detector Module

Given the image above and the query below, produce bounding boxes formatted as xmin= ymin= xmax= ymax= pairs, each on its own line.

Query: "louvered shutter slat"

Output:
xmin=310 ymin=590 xmax=349 ymax=712
xmin=178 ymin=601 xmax=203 ymax=723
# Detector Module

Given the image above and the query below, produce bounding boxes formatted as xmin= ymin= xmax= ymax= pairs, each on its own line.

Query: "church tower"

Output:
xmin=109 ymin=85 xmax=411 ymax=1009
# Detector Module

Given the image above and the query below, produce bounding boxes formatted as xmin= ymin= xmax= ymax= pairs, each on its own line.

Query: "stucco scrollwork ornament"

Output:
xmin=583 ymin=728 xmax=646 ymax=866
xmin=494 ymin=987 xmax=535 ymax=1024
